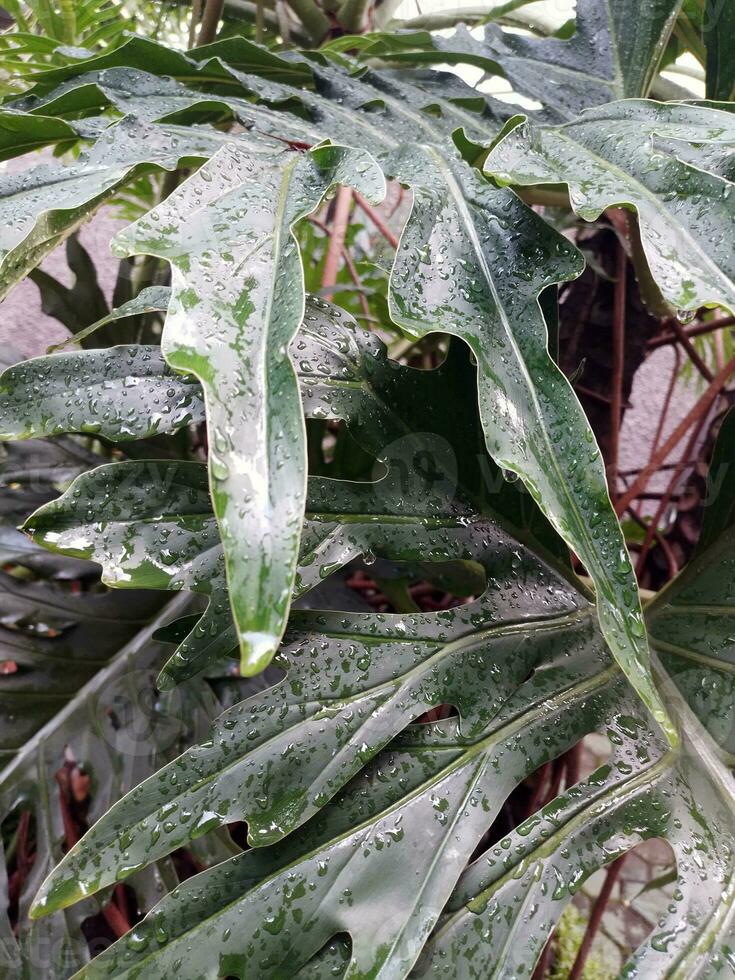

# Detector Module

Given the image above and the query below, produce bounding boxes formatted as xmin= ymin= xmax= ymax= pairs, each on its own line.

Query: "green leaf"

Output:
xmin=0 ymin=570 xmax=163 ymax=758
xmin=28 ymin=580 xmax=735 ymax=978
xmin=386 ymin=144 xmax=672 ymax=742
xmin=0 ymin=117 xmax=246 ymax=301
xmin=16 ymin=302 xmax=563 ymax=687
xmin=111 ymin=143 xmax=385 ymax=677
xmin=0 ymin=108 xmax=78 ymax=160
xmin=11 ymin=33 xmax=312 ymax=98
xmin=9 ymin=49 xmax=508 ymax=151
xmin=695 ymin=406 xmax=735 ymax=552
xmin=339 ymin=0 xmax=683 ymax=120
xmin=646 ymin=407 xmax=735 ymax=758
xmin=29 ymin=233 xmax=111 ymax=341
xmin=0 ymin=342 xmax=202 ymax=442
xmin=705 ymin=0 xmax=735 ymax=101
xmin=0 ymin=594 xmax=229 ymax=979
xmin=483 ymin=101 xmax=735 ymax=315
xmin=25 ymin=458 xmax=595 ymax=921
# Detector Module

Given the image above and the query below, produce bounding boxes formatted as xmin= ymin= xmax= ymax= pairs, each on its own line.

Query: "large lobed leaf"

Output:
xmin=483 ymin=101 xmax=735 ymax=315
xmin=21 ymin=421 xmax=735 ymax=978
xmin=110 ymin=142 xmax=385 ymax=677
xmin=334 ymin=0 xmax=683 ymax=120
xmin=15 ymin=318 xmax=735 ymax=979
xmin=0 ymin=19 xmax=733 ymax=978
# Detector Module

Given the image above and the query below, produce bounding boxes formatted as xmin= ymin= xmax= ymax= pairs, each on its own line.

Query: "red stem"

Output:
xmin=616 ymin=353 xmax=735 ymax=515
xmin=321 ymin=187 xmax=353 ymax=298
xmin=354 ymin=192 xmax=399 ymax=248
xmin=608 ymin=244 xmax=626 ymax=497
xmin=568 ymin=855 xmax=626 ymax=980
xmin=668 ymin=317 xmax=714 ymax=383
xmin=648 ymin=315 xmax=735 ymax=349
xmin=635 ymin=405 xmax=712 ymax=577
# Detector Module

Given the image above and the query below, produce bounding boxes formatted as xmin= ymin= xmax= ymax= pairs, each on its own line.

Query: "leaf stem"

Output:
xmin=197 ymin=0 xmax=225 ymax=45
xmin=648 ymin=315 xmax=735 ymax=349
xmin=321 ymin=187 xmax=353 ymax=298
xmin=668 ymin=317 xmax=714 ymax=383
xmin=608 ymin=243 xmax=626 ymax=497
xmin=354 ymin=191 xmax=399 ymax=247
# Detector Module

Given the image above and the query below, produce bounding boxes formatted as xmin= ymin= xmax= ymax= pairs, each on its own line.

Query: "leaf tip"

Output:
xmin=30 ymin=874 xmax=83 ymax=919
xmin=156 ymin=668 xmax=176 ymax=692
xmin=239 ymin=630 xmax=278 ymax=676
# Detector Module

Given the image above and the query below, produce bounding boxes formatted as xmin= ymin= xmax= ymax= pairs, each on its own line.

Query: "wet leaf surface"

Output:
xmin=483 ymin=101 xmax=735 ymax=314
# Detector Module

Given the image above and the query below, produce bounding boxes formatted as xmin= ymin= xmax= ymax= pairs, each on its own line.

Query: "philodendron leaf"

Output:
xmin=340 ymin=0 xmax=682 ymax=120
xmin=646 ymin=407 xmax=735 ymax=758
xmin=0 ymin=570 xmax=162 ymax=756
xmin=25 ymin=449 xmax=735 ymax=974
xmin=476 ymin=0 xmax=683 ymax=115
xmin=47 ymin=284 xmax=171 ymax=351
xmin=483 ymin=101 xmax=735 ymax=315
xmin=0 ymin=342 xmax=202 ymax=442
xmin=25 ymin=461 xmax=591 ymax=913
xmin=14 ymin=33 xmax=312 ymax=101
xmin=705 ymin=0 xmax=735 ymax=102
xmin=27 ymin=530 xmax=735 ymax=978
xmin=0 ymin=592 xmax=227 ymax=980
xmin=111 ymin=143 xmax=385 ymax=678
xmin=692 ymin=406 xmax=735 ymax=556
xmin=386 ymin=145 xmax=673 ymax=741
xmin=15 ymin=301 xmax=565 ymax=687
xmin=0 ymin=116 xmax=255 ymax=300
xmin=0 ymin=109 xmax=79 ymax=160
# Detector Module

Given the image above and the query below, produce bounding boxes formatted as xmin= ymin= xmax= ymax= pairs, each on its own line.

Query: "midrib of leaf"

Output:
xmin=603 ymin=0 xmax=625 ymax=97
xmin=262 ymin=154 xmax=301 ymax=531
xmin=502 ymin=53 xmax=609 ymax=89
xmin=654 ymin=604 xmax=735 ymax=617
xmin=647 ymin=524 xmax=735 ymax=614
xmin=382 ymin=755 xmax=487 ymax=974
xmin=442 ymin=745 xmax=676 ymax=942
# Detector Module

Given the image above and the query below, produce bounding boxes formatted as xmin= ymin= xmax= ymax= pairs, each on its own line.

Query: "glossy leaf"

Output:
xmin=26 ymin=459 xmax=591 ymax=913
xmin=386 ymin=144 xmax=672 ymax=740
xmin=29 ymin=392 xmax=735 ymax=976
xmin=17 ymin=302 xmax=563 ymax=688
xmin=0 ymin=109 xmax=78 ymax=161
xmin=0 ymin=594 xmax=228 ymax=979
xmin=11 ymin=57 xmax=507 ymax=151
xmin=0 ymin=570 xmax=163 ymax=759
xmin=28 ymin=551 xmax=735 ymax=979
xmin=0 ymin=342 xmax=201 ymax=442
xmin=0 ymin=117 xmax=247 ymax=301
xmin=111 ymin=145 xmax=385 ymax=677
xmin=13 ymin=34 xmax=312 ymax=100
xmin=646 ymin=407 xmax=735 ymax=758
xmin=483 ymin=101 xmax=735 ymax=315
xmin=338 ymin=0 xmax=683 ymax=120
xmin=0 ymin=19 xmax=731 ymax=979
xmin=47 ymin=284 xmax=171 ymax=352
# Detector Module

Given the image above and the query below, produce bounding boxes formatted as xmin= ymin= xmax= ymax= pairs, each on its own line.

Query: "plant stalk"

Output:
xmin=197 ymin=0 xmax=225 ymax=45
